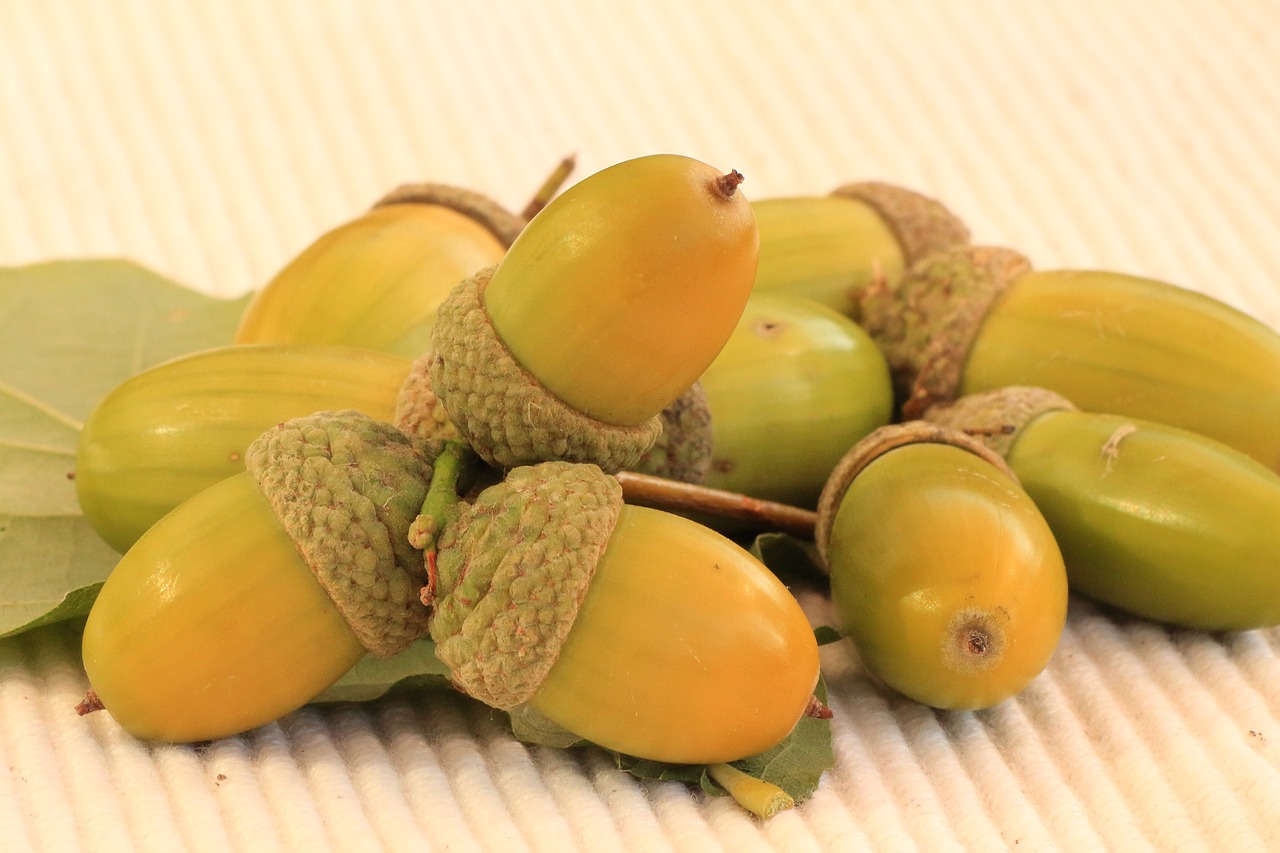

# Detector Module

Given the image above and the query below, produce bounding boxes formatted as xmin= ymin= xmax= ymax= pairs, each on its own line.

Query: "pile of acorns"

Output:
xmin=72 ymin=154 xmax=1280 ymax=816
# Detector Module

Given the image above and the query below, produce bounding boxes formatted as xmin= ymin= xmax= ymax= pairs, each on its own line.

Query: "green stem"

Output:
xmin=707 ymin=763 xmax=795 ymax=819
xmin=519 ymin=154 xmax=577 ymax=221
xmin=412 ymin=440 xmax=476 ymax=606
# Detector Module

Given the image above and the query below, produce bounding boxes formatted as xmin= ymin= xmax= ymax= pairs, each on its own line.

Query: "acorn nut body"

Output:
xmin=80 ymin=411 xmax=433 ymax=742
xmin=695 ymin=292 xmax=894 ymax=507
xmin=928 ymin=387 xmax=1280 ymax=630
xmin=817 ymin=423 xmax=1067 ymax=710
xmin=752 ymin=182 xmax=970 ymax=318
xmin=428 ymin=154 xmax=759 ymax=471
xmin=859 ymin=246 xmax=1280 ymax=471
xmin=75 ymin=343 xmax=419 ymax=553
xmin=235 ymin=188 xmax=515 ymax=357
xmin=428 ymin=461 xmax=821 ymax=765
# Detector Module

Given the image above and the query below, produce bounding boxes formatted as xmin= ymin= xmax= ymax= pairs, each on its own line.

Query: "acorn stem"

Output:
xmin=411 ymin=440 xmax=476 ymax=605
xmin=713 ymin=169 xmax=745 ymax=200
xmin=614 ymin=471 xmax=817 ymax=539
xmin=708 ymin=762 xmax=795 ymax=818
xmin=519 ymin=154 xmax=577 ymax=221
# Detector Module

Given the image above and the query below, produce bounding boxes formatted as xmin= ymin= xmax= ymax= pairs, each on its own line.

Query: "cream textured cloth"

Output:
xmin=3 ymin=1 xmax=1279 ymax=850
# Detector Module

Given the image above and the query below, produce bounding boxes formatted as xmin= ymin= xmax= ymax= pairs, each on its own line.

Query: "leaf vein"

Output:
xmin=0 ymin=378 xmax=83 ymax=431
xmin=0 ymin=437 xmax=76 ymax=457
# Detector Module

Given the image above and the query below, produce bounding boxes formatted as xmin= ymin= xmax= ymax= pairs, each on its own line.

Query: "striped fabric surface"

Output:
xmin=2 ymin=1 xmax=1279 ymax=850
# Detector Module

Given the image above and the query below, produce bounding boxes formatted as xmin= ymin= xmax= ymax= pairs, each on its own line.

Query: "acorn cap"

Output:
xmin=246 ymin=410 xmax=434 ymax=657
xmin=371 ymin=183 xmax=526 ymax=248
xmin=393 ymin=351 xmax=461 ymax=446
xmin=924 ymin=387 xmax=1078 ymax=458
xmin=832 ymin=182 xmax=971 ymax=269
xmin=630 ymin=381 xmax=714 ymax=483
xmin=857 ymin=245 xmax=1032 ymax=419
xmin=429 ymin=461 xmax=624 ymax=710
xmin=814 ymin=421 xmax=1017 ymax=567
xmin=429 ymin=266 xmax=663 ymax=472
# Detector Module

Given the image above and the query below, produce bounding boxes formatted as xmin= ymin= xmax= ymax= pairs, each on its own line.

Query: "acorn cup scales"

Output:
xmin=426 ymin=154 xmax=759 ymax=472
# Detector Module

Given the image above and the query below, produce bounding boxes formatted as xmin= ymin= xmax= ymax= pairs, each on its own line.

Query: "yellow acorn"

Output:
xmin=928 ymin=386 xmax=1280 ymax=631
xmin=234 ymin=159 xmax=576 ymax=357
xmin=858 ymin=245 xmax=1280 ymax=471
xmin=751 ymin=182 xmax=970 ymax=317
xmin=816 ymin=422 xmax=1067 ymax=710
xmin=74 ymin=343 xmax=459 ymax=553
xmin=79 ymin=411 xmax=434 ymax=742
xmin=427 ymin=153 xmax=759 ymax=472
xmin=426 ymin=460 xmax=821 ymax=765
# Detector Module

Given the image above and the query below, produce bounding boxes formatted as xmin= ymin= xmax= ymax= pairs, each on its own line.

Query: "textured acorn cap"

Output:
xmin=832 ymin=182 xmax=971 ymax=268
xmin=814 ymin=420 xmax=1017 ymax=568
xmin=371 ymin=183 xmax=525 ymax=248
xmin=925 ymin=387 xmax=1078 ymax=458
xmin=429 ymin=266 xmax=663 ymax=472
xmin=429 ymin=461 xmax=624 ymax=709
xmin=246 ymin=410 xmax=434 ymax=657
xmin=857 ymin=245 xmax=1032 ymax=419
xmin=393 ymin=351 xmax=461 ymax=446
xmin=630 ymin=381 xmax=714 ymax=483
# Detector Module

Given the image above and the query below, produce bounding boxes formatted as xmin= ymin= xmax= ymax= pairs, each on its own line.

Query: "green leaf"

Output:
xmin=551 ymin=669 xmax=835 ymax=808
xmin=0 ymin=516 xmax=115 ymax=638
xmin=616 ymin=674 xmax=834 ymax=805
xmin=508 ymin=703 xmax=586 ymax=750
xmin=0 ymin=260 xmax=249 ymax=637
xmin=748 ymin=531 xmax=828 ymax=587
xmin=718 ymin=674 xmax=833 ymax=803
xmin=312 ymin=638 xmax=453 ymax=704
xmin=814 ymin=624 xmax=845 ymax=645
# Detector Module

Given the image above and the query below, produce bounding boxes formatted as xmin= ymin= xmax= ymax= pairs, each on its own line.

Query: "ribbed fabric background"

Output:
xmin=2 ymin=1 xmax=1279 ymax=850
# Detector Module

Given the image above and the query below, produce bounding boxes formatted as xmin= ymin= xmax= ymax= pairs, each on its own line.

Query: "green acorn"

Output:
xmin=74 ymin=344 xmax=461 ymax=553
xmin=927 ymin=386 xmax=1280 ymax=630
xmin=816 ymin=422 xmax=1067 ymax=710
xmin=751 ymin=182 xmax=970 ymax=318
xmin=79 ymin=411 xmax=434 ymax=742
xmin=696 ymin=292 xmax=894 ymax=507
xmin=858 ymin=245 xmax=1280 ymax=471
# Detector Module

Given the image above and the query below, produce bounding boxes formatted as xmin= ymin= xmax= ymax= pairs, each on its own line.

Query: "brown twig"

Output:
xmin=614 ymin=471 xmax=817 ymax=539
xmin=519 ymin=154 xmax=577 ymax=221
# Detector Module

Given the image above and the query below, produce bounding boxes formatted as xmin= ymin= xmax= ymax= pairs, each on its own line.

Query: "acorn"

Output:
xmin=858 ymin=245 xmax=1280 ymax=470
xmin=427 ymin=153 xmax=759 ymax=472
xmin=927 ymin=386 xmax=1280 ymax=631
xmin=815 ymin=422 xmax=1067 ymax=710
xmin=75 ymin=343 xmax=458 ymax=553
xmin=426 ymin=460 xmax=821 ymax=765
xmin=751 ymin=182 xmax=970 ymax=318
xmin=79 ymin=410 xmax=435 ymax=742
xmin=694 ymin=292 xmax=894 ymax=507
xmin=233 ymin=158 xmax=575 ymax=357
